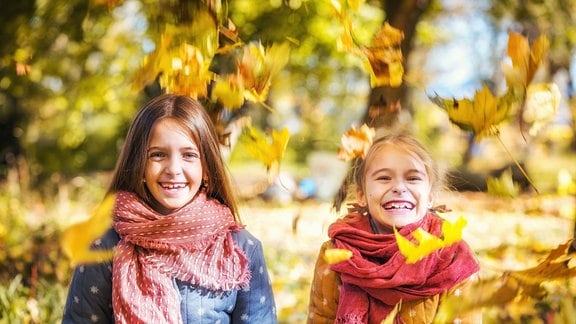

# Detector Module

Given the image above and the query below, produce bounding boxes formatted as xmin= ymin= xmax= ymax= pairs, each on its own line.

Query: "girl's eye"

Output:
xmin=148 ymin=151 xmax=166 ymax=160
xmin=183 ymin=151 xmax=199 ymax=160
xmin=408 ymin=176 xmax=422 ymax=182
xmin=376 ymin=176 xmax=391 ymax=181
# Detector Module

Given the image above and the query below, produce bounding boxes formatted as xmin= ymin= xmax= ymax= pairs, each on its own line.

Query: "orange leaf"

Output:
xmin=337 ymin=124 xmax=375 ymax=161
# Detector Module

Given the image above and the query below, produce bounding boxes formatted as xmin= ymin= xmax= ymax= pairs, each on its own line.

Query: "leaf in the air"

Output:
xmin=511 ymin=239 xmax=576 ymax=283
xmin=239 ymin=41 xmax=290 ymax=105
xmin=323 ymin=248 xmax=353 ymax=264
xmin=241 ymin=127 xmax=290 ymax=181
xmin=394 ymin=216 xmax=467 ymax=264
xmin=337 ymin=124 xmax=375 ymax=161
xmin=429 ymin=84 xmax=517 ymax=139
xmin=487 ymin=168 xmax=520 ymax=198
xmin=361 ymin=23 xmax=404 ymax=88
xmin=160 ymin=43 xmax=214 ymax=99
xmin=504 ymin=31 xmax=549 ymax=89
xmin=523 ymin=82 xmax=561 ymax=136
xmin=212 ymin=76 xmax=245 ymax=110
xmin=61 ymin=194 xmax=116 ymax=266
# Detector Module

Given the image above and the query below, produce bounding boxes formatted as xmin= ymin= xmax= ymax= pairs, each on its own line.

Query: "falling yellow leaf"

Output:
xmin=212 ymin=76 xmax=245 ymax=109
xmin=429 ymin=84 xmax=518 ymax=139
xmin=241 ymin=127 xmax=290 ymax=181
xmin=324 ymin=248 xmax=353 ymax=264
xmin=61 ymin=194 xmax=116 ymax=266
xmin=239 ymin=41 xmax=290 ymax=105
xmin=337 ymin=124 xmax=375 ymax=161
xmin=487 ymin=168 xmax=520 ymax=198
xmin=361 ymin=23 xmax=405 ymax=88
xmin=394 ymin=216 xmax=467 ymax=264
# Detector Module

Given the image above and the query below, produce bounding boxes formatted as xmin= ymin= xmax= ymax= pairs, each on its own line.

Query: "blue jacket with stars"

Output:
xmin=62 ymin=227 xmax=277 ymax=323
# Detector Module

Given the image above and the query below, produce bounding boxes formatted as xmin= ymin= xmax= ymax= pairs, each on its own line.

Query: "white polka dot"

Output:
xmin=248 ymin=239 xmax=255 ymax=245
xmin=90 ymin=314 xmax=99 ymax=322
xmin=259 ymin=266 xmax=264 ymax=274
xmin=89 ymin=286 xmax=99 ymax=294
xmin=260 ymin=296 xmax=266 ymax=304
xmin=73 ymin=296 xmax=80 ymax=303
xmin=241 ymin=313 xmax=249 ymax=321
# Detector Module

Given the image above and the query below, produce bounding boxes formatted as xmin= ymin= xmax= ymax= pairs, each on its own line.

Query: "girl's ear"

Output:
xmin=356 ymin=187 xmax=367 ymax=206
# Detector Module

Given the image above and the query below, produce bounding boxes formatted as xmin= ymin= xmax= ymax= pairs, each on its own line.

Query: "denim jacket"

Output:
xmin=62 ymin=228 xmax=277 ymax=323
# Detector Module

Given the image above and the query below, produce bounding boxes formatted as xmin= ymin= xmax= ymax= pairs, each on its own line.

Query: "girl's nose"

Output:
xmin=164 ymin=157 xmax=183 ymax=175
xmin=391 ymin=182 xmax=407 ymax=194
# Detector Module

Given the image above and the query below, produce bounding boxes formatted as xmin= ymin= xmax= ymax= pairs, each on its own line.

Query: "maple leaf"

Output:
xmin=429 ymin=84 xmax=517 ymax=139
xmin=160 ymin=43 xmax=214 ymax=99
xmin=61 ymin=194 xmax=116 ymax=266
xmin=511 ymin=239 xmax=576 ymax=283
xmin=337 ymin=124 xmax=375 ymax=161
xmin=241 ymin=126 xmax=290 ymax=181
xmin=238 ymin=41 xmax=290 ymax=105
xmin=323 ymin=248 xmax=353 ymax=264
xmin=503 ymin=31 xmax=549 ymax=89
xmin=361 ymin=23 xmax=404 ymax=88
xmin=212 ymin=75 xmax=245 ymax=109
xmin=394 ymin=216 xmax=467 ymax=264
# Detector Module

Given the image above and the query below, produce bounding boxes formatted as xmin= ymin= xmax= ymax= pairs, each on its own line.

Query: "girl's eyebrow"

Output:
xmin=370 ymin=168 xmax=426 ymax=176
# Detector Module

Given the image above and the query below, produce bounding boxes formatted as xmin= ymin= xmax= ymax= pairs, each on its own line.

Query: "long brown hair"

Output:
xmin=107 ymin=94 xmax=239 ymax=220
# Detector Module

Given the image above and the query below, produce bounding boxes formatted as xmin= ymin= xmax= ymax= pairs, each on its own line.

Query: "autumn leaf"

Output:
xmin=511 ymin=239 xmax=576 ymax=284
xmin=487 ymin=168 xmax=520 ymax=198
xmin=361 ymin=23 xmax=404 ymax=88
xmin=160 ymin=43 xmax=214 ymax=99
xmin=239 ymin=41 xmax=290 ymax=105
xmin=61 ymin=194 xmax=116 ymax=266
xmin=429 ymin=84 xmax=517 ymax=139
xmin=212 ymin=76 xmax=245 ymax=109
xmin=523 ymin=82 xmax=561 ymax=136
xmin=323 ymin=248 xmax=353 ymax=264
xmin=504 ymin=31 xmax=549 ymax=89
xmin=241 ymin=127 xmax=290 ymax=181
xmin=394 ymin=216 xmax=467 ymax=264
xmin=337 ymin=124 xmax=375 ymax=161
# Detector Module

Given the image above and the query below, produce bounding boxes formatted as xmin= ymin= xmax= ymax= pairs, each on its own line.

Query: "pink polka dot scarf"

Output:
xmin=111 ymin=191 xmax=250 ymax=323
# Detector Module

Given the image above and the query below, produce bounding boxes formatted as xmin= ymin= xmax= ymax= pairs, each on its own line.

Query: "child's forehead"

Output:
xmin=369 ymin=144 xmax=426 ymax=167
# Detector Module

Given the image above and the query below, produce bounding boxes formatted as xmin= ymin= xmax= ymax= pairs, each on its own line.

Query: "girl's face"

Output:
xmin=357 ymin=144 xmax=433 ymax=230
xmin=144 ymin=118 xmax=203 ymax=214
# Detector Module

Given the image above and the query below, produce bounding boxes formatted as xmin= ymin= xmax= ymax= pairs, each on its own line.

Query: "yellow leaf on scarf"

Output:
xmin=394 ymin=216 xmax=467 ymax=264
xmin=61 ymin=194 xmax=116 ymax=266
xmin=324 ymin=248 xmax=353 ymax=264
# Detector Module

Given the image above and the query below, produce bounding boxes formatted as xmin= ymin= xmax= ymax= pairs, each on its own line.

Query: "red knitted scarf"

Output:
xmin=111 ymin=191 xmax=250 ymax=324
xmin=329 ymin=212 xmax=479 ymax=324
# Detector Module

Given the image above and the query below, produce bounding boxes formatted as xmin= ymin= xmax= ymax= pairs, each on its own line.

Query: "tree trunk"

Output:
xmin=333 ymin=0 xmax=433 ymax=210
xmin=361 ymin=0 xmax=432 ymax=131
